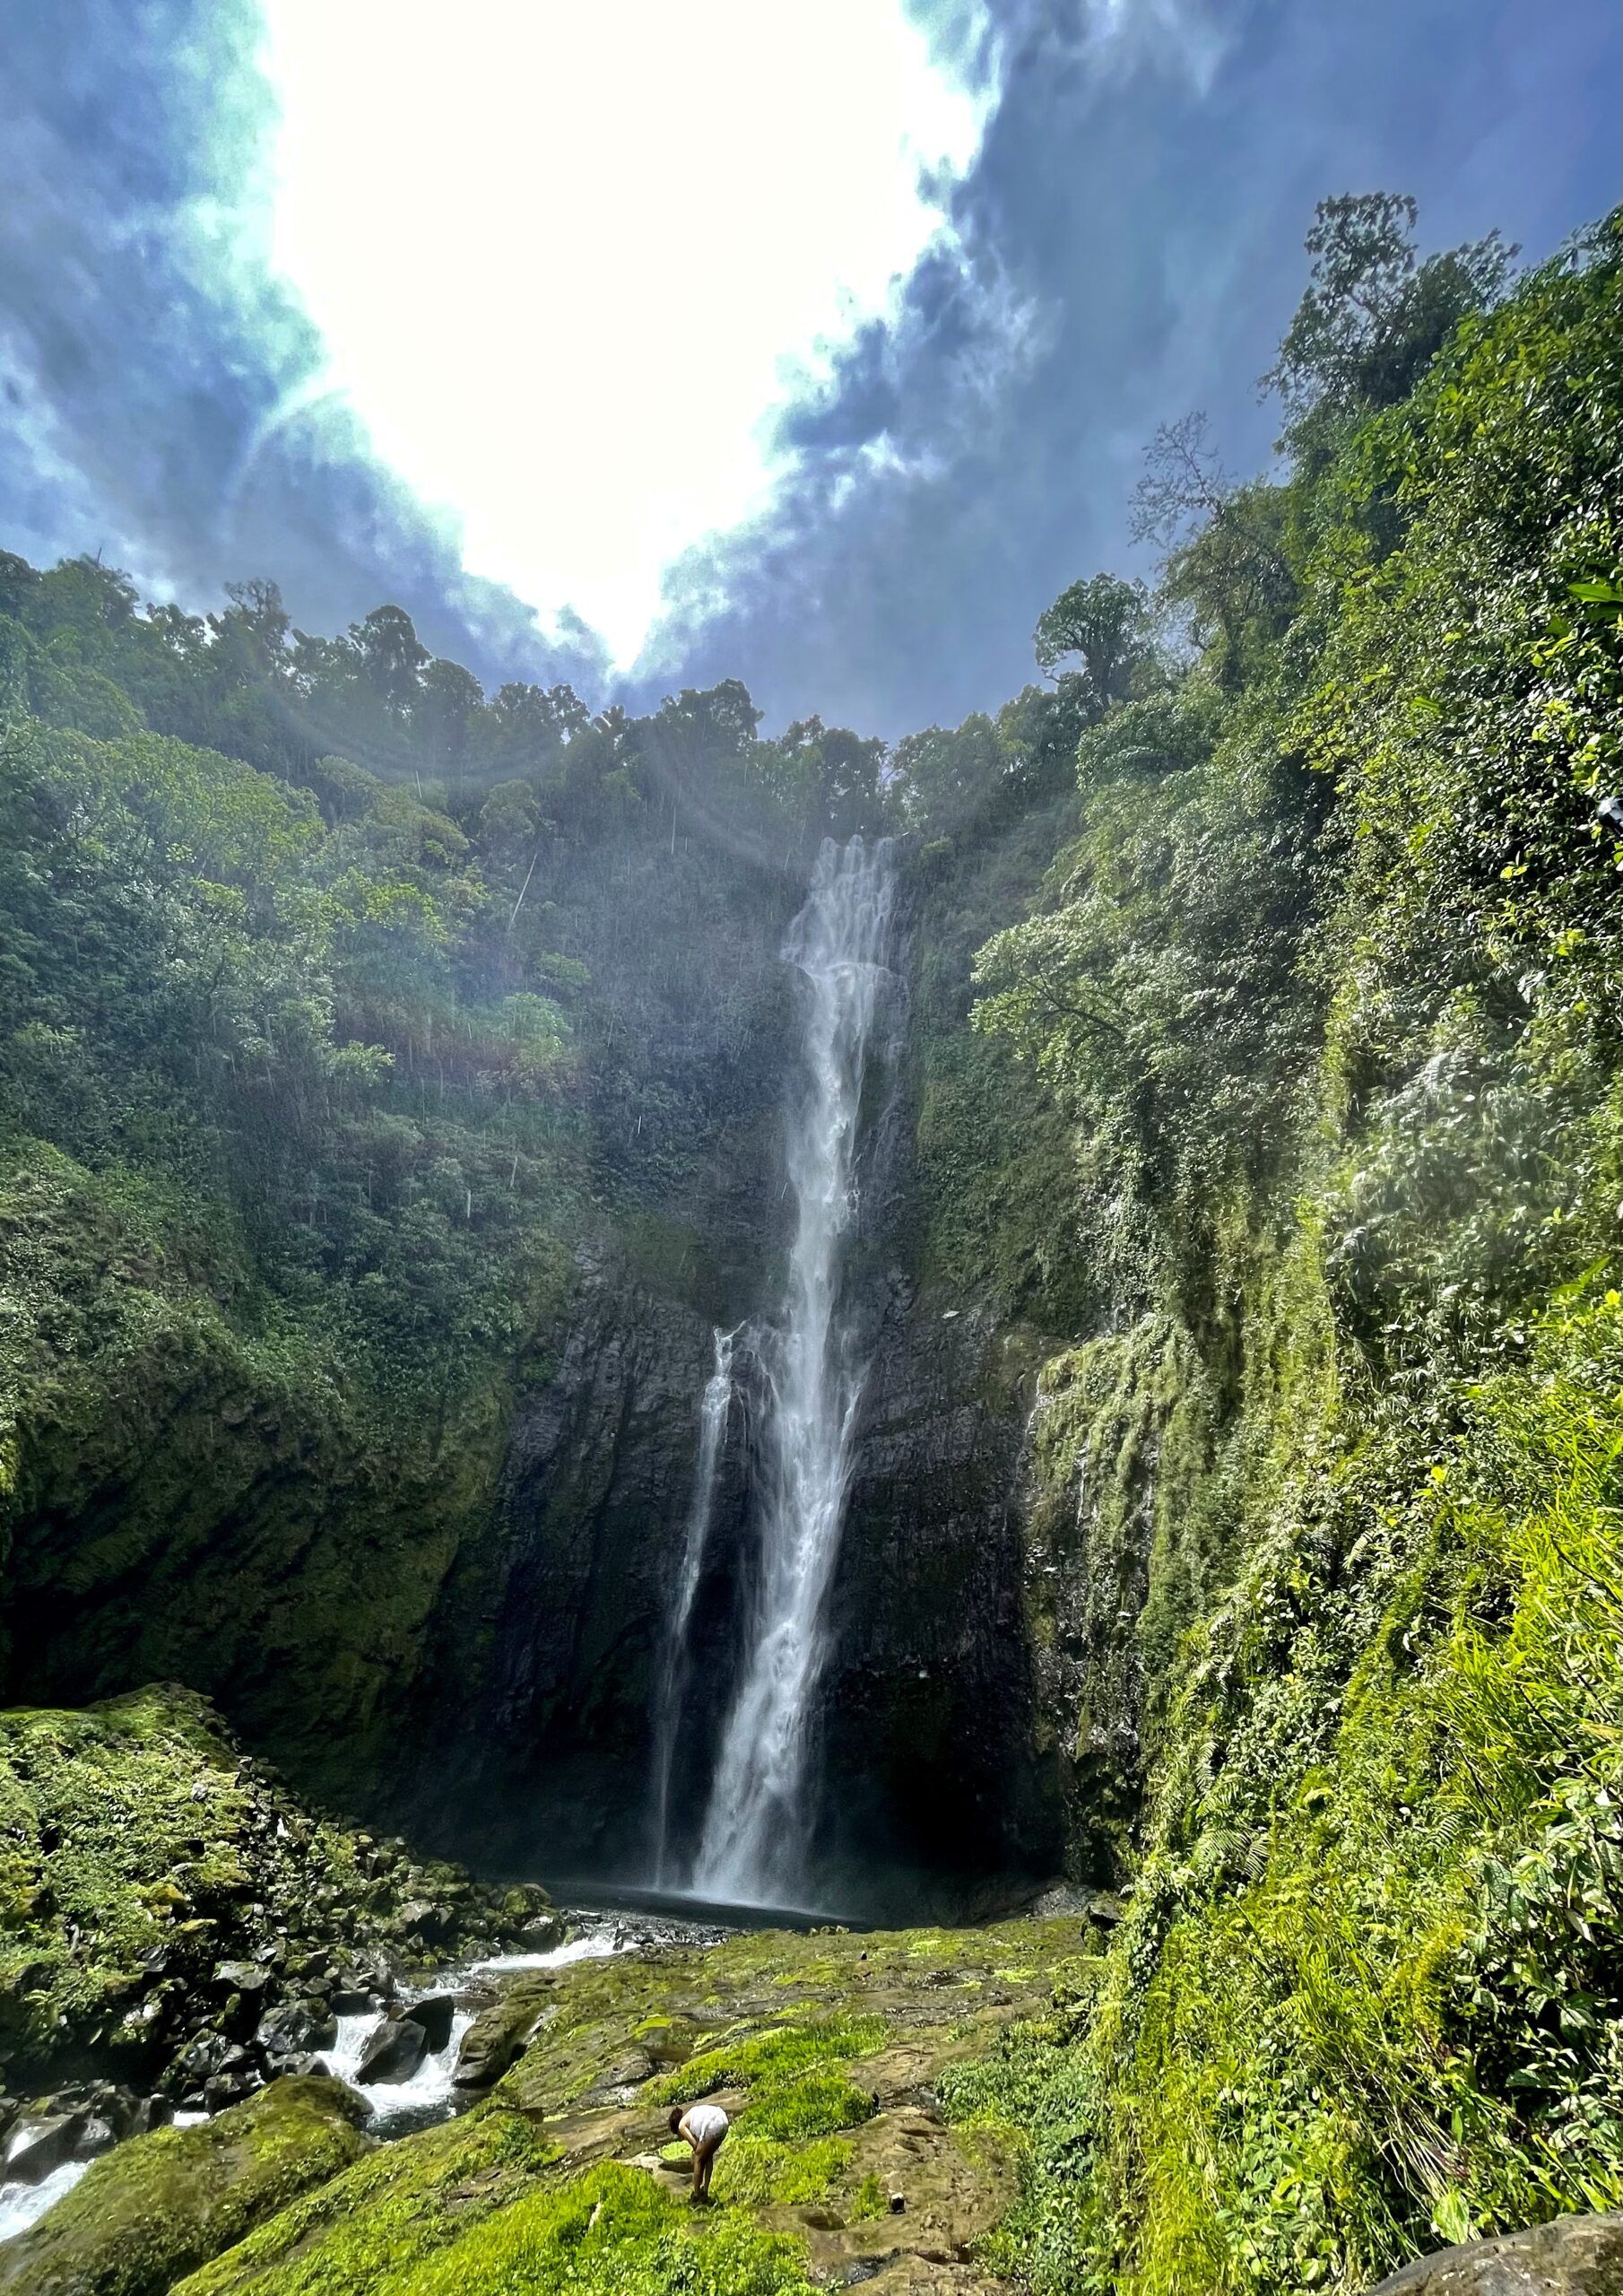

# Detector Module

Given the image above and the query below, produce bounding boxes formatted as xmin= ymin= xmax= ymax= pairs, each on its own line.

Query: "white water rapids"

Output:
xmin=690 ymin=834 xmax=895 ymax=1904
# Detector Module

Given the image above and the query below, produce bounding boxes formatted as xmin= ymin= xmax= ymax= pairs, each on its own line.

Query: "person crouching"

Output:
xmin=669 ymin=2102 xmax=728 ymax=2202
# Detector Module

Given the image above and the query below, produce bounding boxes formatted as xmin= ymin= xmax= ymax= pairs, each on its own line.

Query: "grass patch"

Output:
xmin=742 ymin=2070 xmax=877 ymax=2144
xmin=2 ymin=2078 xmax=370 ymax=2296
xmin=187 ymin=2162 xmax=817 ymax=2296
xmin=650 ymin=2015 xmax=887 ymax=2108
xmin=714 ymin=2135 xmax=854 ymax=2208
xmin=175 ymin=2107 xmax=560 ymax=2296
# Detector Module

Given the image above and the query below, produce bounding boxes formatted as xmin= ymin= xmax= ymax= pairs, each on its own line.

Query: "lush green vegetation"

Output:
xmin=0 ymin=547 xmax=872 ymax=1779
xmin=181 ymin=2158 xmax=820 ymax=2296
xmin=172 ymin=2106 xmax=568 ymax=2296
xmin=0 ymin=1685 xmax=542 ymax=2088
xmin=1 ymin=189 xmax=1618 ymax=2294
xmin=909 ymin=198 xmax=1623 ymax=2290
xmin=0 ymin=2078 xmax=370 ymax=2296
xmin=172 ymin=1917 xmax=1079 ymax=2296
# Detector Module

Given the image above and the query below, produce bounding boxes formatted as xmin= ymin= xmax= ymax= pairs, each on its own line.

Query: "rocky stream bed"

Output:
xmin=0 ymin=1683 xmax=1117 ymax=2293
xmin=0 ymin=1899 xmax=1111 ymax=2295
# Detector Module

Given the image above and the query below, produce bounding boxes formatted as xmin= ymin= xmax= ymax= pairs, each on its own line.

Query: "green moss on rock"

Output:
xmin=187 ymin=2161 xmax=818 ymax=2296
xmin=0 ymin=1683 xmax=549 ymax=2089
xmin=649 ymin=2014 xmax=888 ymax=2108
xmin=0 ymin=2076 xmax=369 ymax=2296
xmin=178 ymin=1918 xmax=1091 ymax=2296
xmin=174 ymin=2105 xmax=560 ymax=2296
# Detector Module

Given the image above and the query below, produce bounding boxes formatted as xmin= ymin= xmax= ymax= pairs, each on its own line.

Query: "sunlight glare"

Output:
xmin=261 ymin=0 xmax=992 ymax=665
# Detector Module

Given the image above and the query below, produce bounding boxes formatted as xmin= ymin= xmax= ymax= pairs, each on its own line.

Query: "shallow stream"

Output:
xmin=0 ymin=1906 xmax=733 ymax=2244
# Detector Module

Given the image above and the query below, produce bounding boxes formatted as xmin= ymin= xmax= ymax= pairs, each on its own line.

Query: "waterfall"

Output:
xmin=647 ymin=1326 xmax=736 ymax=1884
xmin=692 ymin=833 xmax=896 ymax=1903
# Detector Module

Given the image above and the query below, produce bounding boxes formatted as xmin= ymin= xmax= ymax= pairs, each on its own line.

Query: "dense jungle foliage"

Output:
xmin=923 ymin=197 xmax=1623 ymax=2290
xmin=1 ymin=192 xmax=1619 ymax=2295
xmin=0 ymin=541 xmax=892 ymax=1763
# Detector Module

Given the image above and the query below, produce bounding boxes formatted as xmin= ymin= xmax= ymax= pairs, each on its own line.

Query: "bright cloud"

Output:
xmin=261 ymin=0 xmax=995 ymax=666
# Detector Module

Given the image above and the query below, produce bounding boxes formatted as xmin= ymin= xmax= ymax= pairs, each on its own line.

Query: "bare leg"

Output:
xmin=690 ymin=2144 xmax=703 ymax=2201
xmin=696 ymin=2137 xmax=721 ymax=2202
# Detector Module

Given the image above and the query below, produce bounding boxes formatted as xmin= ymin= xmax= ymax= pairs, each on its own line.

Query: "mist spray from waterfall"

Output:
xmin=692 ymin=834 xmax=896 ymax=1904
xmin=647 ymin=1326 xmax=736 ymax=1884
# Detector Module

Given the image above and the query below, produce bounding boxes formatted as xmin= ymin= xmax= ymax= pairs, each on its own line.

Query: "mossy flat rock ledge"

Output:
xmin=0 ymin=2076 xmax=369 ymax=2296
xmin=1365 ymin=2214 xmax=1622 ymax=2295
xmin=167 ymin=1916 xmax=1094 ymax=2296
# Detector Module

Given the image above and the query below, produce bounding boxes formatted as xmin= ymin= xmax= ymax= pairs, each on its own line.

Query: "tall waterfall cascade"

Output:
xmin=647 ymin=1326 xmax=737 ymax=1885
xmin=690 ymin=833 xmax=897 ymax=1904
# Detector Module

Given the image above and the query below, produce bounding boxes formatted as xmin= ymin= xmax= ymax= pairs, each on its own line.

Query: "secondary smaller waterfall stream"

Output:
xmin=691 ymin=834 xmax=896 ymax=1905
xmin=647 ymin=1326 xmax=737 ymax=1883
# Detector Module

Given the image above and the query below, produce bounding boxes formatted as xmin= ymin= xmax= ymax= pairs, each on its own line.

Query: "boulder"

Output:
xmin=1366 ymin=2213 xmax=1622 ymax=2295
xmin=4 ymin=2109 xmax=86 ymax=2183
xmin=213 ymin=1961 xmax=273 ymax=2039
xmin=211 ymin=1961 xmax=272 ymax=2001
xmin=256 ymin=1997 xmax=337 ymax=2062
xmin=408 ymin=1994 xmax=457 ymax=2053
xmin=499 ymin=1883 xmax=553 ymax=1925
xmin=203 ymin=2045 xmax=262 ymax=2111
xmin=453 ymin=1996 xmax=542 ymax=2090
xmin=0 ymin=2077 xmax=370 ymax=2296
xmin=354 ymin=2015 xmax=429 ymax=2085
xmin=398 ymin=1898 xmax=454 ymax=1945
xmin=30 ymin=2083 xmax=139 ymax=2141
xmin=162 ymin=2030 xmax=230 ymax=2095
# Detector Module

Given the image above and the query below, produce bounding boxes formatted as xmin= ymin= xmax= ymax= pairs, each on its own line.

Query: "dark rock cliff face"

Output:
xmin=2 ymin=851 xmax=1078 ymax=1914
xmin=0 ymin=912 xmax=1093 ymax=1933
xmin=812 ymin=1287 xmax=1058 ymax=1914
xmin=0 ymin=1332 xmax=507 ymax=1804
xmin=407 ymin=1265 xmax=745 ymax=1882
xmin=407 ymin=1262 xmax=1062 ymax=1917
xmin=402 ymin=865 xmax=1070 ymax=1917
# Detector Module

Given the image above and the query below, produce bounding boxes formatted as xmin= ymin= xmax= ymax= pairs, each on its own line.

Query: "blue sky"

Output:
xmin=0 ymin=0 xmax=1617 ymax=735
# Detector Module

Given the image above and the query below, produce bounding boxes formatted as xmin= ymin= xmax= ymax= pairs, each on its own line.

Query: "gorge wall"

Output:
xmin=0 ymin=718 xmax=1488 ymax=1933
xmin=392 ymin=832 xmax=1089 ymax=1919
xmin=0 ymin=799 xmax=1099 ymax=1920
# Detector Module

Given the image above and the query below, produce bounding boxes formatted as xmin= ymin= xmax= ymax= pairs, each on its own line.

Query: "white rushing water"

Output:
xmin=465 ymin=1931 xmax=633 ymax=1976
xmin=0 ymin=2159 xmax=90 ymax=2243
xmin=0 ymin=1923 xmax=663 ymax=2246
xmin=325 ymin=2003 xmax=475 ymax=2129
xmin=325 ymin=1932 xmax=630 ymax=2130
xmin=648 ymin=1326 xmax=738 ymax=1883
xmin=692 ymin=834 xmax=895 ymax=1903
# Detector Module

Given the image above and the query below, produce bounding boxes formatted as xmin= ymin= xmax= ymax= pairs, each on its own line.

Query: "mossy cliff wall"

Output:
xmin=0 ymin=1144 xmax=521 ymax=1804
xmin=872 ymin=222 xmax=1623 ymax=2289
xmin=0 ymin=846 xmax=1068 ymax=1909
xmin=396 ymin=1015 xmax=1072 ymax=1909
